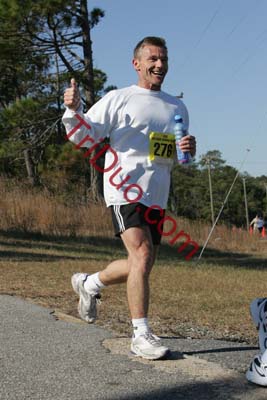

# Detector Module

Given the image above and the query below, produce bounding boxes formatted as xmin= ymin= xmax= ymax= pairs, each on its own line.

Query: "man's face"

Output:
xmin=133 ymin=45 xmax=168 ymax=91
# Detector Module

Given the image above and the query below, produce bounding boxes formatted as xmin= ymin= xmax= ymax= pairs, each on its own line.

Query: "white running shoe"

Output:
xmin=131 ymin=333 xmax=170 ymax=360
xmin=71 ymin=273 xmax=101 ymax=323
xmin=250 ymin=298 xmax=267 ymax=353
xmin=246 ymin=354 xmax=267 ymax=386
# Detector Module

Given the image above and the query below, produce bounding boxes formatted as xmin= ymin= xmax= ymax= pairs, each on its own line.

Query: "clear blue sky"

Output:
xmin=90 ymin=0 xmax=267 ymax=178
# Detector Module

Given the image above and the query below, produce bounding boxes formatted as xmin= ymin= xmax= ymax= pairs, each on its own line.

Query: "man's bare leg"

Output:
xmin=71 ymin=225 xmax=169 ymax=359
xmin=99 ymin=259 xmax=129 ymax=285
xmin=120 ymin=226 xmax=155 ymax=319
xmin=97 ymin=226 xmax=157 ymax=318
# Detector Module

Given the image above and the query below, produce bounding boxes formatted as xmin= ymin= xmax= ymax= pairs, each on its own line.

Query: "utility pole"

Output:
xmin=243 ymin=177 xmax=249 ymax=231
xmin=208 ymin=158 xmax=215 ymax=226
xmin=203 ymin=156 xmax=215 ymax=226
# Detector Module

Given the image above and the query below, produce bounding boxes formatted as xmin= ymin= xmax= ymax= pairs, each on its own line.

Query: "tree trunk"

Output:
xmin=80 ymin=0 xmax=95 ymax=108
xmin=80 ymin=0 xmax=102 ymax=202
xmin=23 ymin=148 xmax=40 ymax=186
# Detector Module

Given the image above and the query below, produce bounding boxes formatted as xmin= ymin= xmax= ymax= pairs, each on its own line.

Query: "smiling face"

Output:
xmin=132 ymin=44 xmax=168 ymax=91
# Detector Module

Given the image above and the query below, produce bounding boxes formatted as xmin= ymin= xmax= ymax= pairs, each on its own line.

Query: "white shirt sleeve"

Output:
xmin=62 ymin=90 xmax=121 ymax=147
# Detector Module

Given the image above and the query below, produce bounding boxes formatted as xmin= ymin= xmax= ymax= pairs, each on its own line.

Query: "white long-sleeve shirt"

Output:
xmin=62 ymin=84 xmax=189 ymax=209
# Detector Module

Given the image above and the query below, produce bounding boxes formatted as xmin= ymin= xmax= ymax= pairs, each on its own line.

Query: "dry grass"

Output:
xmin=1 ymin=177 xmax=267 ymax=345
xmin=0 ymin=177 xmax=113 ymax=237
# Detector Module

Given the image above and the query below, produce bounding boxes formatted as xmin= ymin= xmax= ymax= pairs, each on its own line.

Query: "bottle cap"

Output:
xmin=174 ymin=114 xmax=183 ymax=122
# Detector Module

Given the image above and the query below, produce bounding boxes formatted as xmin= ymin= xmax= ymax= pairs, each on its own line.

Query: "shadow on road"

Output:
xmin=107 ymin=376 xmax=262 ymax=400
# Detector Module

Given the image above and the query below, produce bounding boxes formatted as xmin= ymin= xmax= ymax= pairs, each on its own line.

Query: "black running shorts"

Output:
xmin=110 ymin=203 xmax=165 ymax=245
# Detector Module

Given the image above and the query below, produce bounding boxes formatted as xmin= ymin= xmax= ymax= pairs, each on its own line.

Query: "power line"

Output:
xmin=226 ymin=0 xmax=264 ymax=38
xmin=179 ymin=0 xmax=224 ymax=69
xmin=191 ymin=0 xmax=224 ymax=50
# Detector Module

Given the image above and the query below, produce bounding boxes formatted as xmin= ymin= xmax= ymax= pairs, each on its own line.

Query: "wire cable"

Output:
xmin=179 ymin=0 xmax=224 ymax=69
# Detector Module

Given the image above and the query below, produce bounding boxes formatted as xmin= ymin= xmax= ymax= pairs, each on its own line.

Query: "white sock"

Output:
xmin=83 ymin=272 xmax=106 ymax=294
xmin=132 ymin=318 xmax=150 ymax=338
xmin=261 ymin=349 xmax=267 ymax=364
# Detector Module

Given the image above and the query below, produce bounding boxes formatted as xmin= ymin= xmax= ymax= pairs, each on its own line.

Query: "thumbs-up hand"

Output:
xmin=64 ymin=78 xmax=81 ymax=111
xmin=70 ymin=78 xmax=77 ymax=89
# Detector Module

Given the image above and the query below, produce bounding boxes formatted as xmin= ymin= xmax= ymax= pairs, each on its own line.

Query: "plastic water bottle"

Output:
xmin=174 ymin=114 xmax=190 ymax=164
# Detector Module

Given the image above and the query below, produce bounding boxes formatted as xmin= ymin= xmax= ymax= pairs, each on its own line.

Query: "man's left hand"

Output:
xmin=179 ymin=135 xmax=196 ymax=157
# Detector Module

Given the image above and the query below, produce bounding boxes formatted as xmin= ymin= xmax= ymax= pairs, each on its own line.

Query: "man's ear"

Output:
xmin=132 ymin=58 xmax=140 ymax=71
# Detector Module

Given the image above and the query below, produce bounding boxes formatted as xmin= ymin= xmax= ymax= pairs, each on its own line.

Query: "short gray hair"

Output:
xmin=133 ymin=36 xmax=168 ymax=59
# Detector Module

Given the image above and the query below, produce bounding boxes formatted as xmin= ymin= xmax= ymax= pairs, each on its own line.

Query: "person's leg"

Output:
xmin=71 ymin=233 xmax=168 ymax=359
xmin=72 ymin=227 xmax=156 ymax=323
xmin=91 ymin=229 xmax=159 ymax=339
xmin=250 ymin=298 xmax=267 ymax=353
xmin=246 ymin=298 xmax=267 ymax=385
xmin=97 ymin=226 xmax=156 ymax=336
xmin=71 ymin=202 xmax=168 ymax=358
xmin=115 ymin=226 xmax=168 ymax=359
xmin=98 ymin=260 xmax=129 ymax=285
xmin=71 ymin=259 xmax=129 ymax=323
xmin=100 ymin=228 xmax=157 ymax=334
xmin=92 ymin=203 xmax=152 ymax=288
xmin=99 ymin=243 xmax=158 ymax=287
xmin=120 ymin=225 xmax=154 ymax=319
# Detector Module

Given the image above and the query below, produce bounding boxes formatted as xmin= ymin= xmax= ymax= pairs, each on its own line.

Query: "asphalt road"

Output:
xmin=1 ymin=295 xmax=266 ymax=400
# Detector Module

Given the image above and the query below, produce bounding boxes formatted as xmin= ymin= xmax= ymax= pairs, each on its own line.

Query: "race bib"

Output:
xmin=149 ymin=132 xmax=175 ymax=164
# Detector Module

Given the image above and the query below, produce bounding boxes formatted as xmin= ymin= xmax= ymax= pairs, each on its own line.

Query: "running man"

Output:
xmin=62 ymin=36 xmax=196 ymax=360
